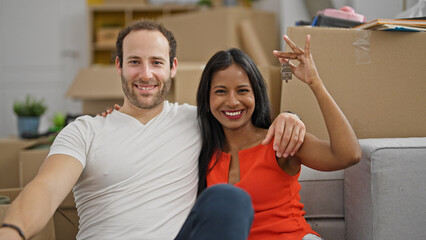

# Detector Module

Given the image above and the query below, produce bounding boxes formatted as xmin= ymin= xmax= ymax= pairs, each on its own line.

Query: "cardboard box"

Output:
xmin=19 ymin=148 xmax=49 ymax=187
xmin=173 ymin=62 xmax=205 ymax=105
xmin=96 ymin=27 xmax=121 ymax=47
xmin=0 ymin=138 xmax=40 ymax=188
xmin=67 ymin=63 xmax=202 ymax=114
xmin=53 ymin=198 xmax=78 ymax=240
xmin=158 ymin=6 xmax=280 ymax=65
xmin=67 ymin=65 xmax=184 ymax=114
xmin=281 ymin=27 xmax=426 ymax=140
xmin=0 ymin=188 xmax=56 ymax=240
xmin=258 ymin=65 xmax=282 ymax=118
xmin=103 ymin=0 xmax=147 ymax=5
xmin=67 ymin=66 xmax=124 ymax=115
xmin=18 ymin=145 xmax=79 ymax=240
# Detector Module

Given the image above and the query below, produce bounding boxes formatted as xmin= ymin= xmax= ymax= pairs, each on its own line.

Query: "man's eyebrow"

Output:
xmin=126 ymin=55 xmax=141 ymax=60
xmin=150 ymin=56 xmax=167 ymax=61
xmin=124 ymin=55 xmax=167 ymax=62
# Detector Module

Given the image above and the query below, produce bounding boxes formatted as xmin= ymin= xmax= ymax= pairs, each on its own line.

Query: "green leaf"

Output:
xmin=13 ymin=95 xmax=47 ymax=117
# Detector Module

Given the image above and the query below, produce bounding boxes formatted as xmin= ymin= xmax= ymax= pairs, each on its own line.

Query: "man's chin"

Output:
xmin=135 ymin=98 xmax=165 ymax=110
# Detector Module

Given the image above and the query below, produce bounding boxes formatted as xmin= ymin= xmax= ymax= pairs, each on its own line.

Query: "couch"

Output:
xmin=301 ymin=137 xmax=426 ymax=240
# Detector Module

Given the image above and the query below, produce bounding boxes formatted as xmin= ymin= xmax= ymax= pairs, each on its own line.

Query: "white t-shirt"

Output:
xmin=48 ymin=101 xmax=201 ymax=240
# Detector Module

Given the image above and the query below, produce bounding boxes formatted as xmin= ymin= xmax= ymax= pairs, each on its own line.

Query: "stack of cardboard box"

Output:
xmin=282 ymin=26 xmax=426 ymax=240
xmin=68 ymin=6 xmax=283 ymax=117
xmin=0 ymin=188 xmax=56 ymax=240
xmin=157 ymin=6 xmax=282 ymax=116
xmin=282 ymin=26 xmax=426 ymax=140
xmin=0 ymin=138 xmax=78 ymax=240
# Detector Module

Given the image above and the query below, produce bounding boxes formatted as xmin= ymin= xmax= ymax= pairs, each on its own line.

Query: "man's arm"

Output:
xmin=0 ymin=154 xmax=83 ymax=240
xmin=262 ymin=112 xmax=306 ymax=158
xmin=101 ymin=107 xmax=305 ymax=158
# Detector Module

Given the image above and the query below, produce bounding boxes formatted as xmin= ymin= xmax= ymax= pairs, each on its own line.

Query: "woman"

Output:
xmin=196 ymin=34 xmax=361 ymax=240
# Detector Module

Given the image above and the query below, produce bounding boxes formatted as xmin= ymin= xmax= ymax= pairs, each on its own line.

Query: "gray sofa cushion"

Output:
xmin=300 ymin=166 xmax=345 ymax=240
xmin=345 ymin=138 xmax=426 ymax=240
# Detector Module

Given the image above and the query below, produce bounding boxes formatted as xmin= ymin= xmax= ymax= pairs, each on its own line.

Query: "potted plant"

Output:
xmin=198 ymin=0 xmax=213 ymax=8
xmin=13 ymin=95 xmax=47 ymax=138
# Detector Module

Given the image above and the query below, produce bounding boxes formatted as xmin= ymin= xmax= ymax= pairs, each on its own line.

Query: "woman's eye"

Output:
xmin=214 ymin=89 xmax=225 ymax=94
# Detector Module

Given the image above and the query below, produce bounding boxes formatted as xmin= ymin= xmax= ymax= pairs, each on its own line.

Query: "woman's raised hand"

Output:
xmin=97 ymin=104 xmax=121 ymax=117
xmin=273 ymin=34 xmax=320 ymax=86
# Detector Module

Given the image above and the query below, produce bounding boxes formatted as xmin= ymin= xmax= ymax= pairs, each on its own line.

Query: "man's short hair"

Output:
xmin=116 ymin=19 xmax=177 ymax=69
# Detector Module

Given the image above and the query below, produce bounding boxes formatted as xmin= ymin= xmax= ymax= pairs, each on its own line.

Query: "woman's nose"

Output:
xmin=226 ymin=92 xmax=240 ymax=107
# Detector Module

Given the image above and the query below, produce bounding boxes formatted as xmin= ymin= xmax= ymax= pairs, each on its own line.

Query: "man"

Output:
xmin=0 ymin=19 xmax=305 ymax=239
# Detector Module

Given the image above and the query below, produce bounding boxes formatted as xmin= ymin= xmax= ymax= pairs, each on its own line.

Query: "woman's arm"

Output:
xmin=274 ymin=34 xmax=361 ymax=171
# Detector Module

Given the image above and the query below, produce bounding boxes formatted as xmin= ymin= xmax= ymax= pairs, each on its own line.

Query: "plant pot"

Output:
xmin=223 ymin=0 xmax=238 ymax=6
xmin=17 ymin=116 xmax=40 ymax=138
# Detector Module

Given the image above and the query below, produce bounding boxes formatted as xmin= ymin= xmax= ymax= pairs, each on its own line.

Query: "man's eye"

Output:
xmin=153 ymin=61 xmax=163 ymax=65
xmin=129 ymin=60 xmax=139 ymax=64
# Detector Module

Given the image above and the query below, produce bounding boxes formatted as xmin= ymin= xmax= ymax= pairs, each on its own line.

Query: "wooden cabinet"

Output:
xmin=89 ymin=3 xmax=198 ymax=64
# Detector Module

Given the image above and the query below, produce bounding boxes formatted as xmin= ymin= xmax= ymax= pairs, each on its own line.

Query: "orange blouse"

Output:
xmin=206 ymin=141 xmax=319 ymax=240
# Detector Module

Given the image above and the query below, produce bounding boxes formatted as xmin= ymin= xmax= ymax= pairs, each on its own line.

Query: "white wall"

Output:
xmin=0 ymin=0 xmax=88 ymax=138
xmin=254 ymin=0 xmax=420 ymax=49
xmin=348 ymin=0 xmax=419 ymax=21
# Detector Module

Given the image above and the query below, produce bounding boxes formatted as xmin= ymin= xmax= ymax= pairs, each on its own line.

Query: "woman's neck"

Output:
xmin=223 ymin=124 xmax=267 ymax=153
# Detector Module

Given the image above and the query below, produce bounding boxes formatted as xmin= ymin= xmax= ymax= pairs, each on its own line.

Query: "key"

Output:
xmin=281 ymin=61 xmax=292 ymax=83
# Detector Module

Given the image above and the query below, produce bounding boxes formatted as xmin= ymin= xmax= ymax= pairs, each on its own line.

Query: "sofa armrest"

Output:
xmin=344 ymin=138 xmax=426 ymax=240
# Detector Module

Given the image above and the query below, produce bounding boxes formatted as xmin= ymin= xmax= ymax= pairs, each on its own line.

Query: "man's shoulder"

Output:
xmin=63 ymin=114 xmax=108 ymax=133
xmin=160 ymin=102 xmax=198 ymax=128
xmin=68 ymin=114 xmax=97 ymax=126
xmin=165 ymin=101 xmax=197 ymax=115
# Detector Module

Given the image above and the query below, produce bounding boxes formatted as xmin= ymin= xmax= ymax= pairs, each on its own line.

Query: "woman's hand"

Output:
xmin=97 ymin=104 xmax=121 ymax=117
xmin=262 ymin=112 xmax=305 ymax=158
xmin=273 ymin=34 xmax=320 ymax=86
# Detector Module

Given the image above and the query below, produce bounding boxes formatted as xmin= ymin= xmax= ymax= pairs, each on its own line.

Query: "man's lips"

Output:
xmin=135 ymin=84 xmax=157 ymax=91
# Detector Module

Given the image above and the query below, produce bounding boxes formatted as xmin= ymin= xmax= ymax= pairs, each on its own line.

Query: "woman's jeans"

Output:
xmin=175 ymin=184 xmax=254 ymax=240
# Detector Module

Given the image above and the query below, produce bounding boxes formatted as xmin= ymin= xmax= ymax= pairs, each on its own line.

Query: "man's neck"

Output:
xmin=119 ymin=100 xmax=165 ymax=124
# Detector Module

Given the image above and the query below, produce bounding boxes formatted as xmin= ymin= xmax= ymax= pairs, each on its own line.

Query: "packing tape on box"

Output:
xmin=353 ymin=30 xmax=371 ymax=65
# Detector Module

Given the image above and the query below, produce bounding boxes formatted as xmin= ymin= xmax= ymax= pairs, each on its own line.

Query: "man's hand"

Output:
xmin=0 ymin=227 xmax=23 ymax=240
xmin=262 ymin=112 xmax=305 ymax=158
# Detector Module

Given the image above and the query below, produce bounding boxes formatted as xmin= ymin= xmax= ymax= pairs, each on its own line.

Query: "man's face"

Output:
xmin=117 ymin=30 xmax=177 ymax=109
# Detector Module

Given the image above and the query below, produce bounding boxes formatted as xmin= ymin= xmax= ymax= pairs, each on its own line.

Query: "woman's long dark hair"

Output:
xmin=196 ymin=48 xmax=272 ymax=194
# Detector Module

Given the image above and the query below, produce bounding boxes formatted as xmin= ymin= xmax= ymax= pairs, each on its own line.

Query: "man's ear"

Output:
xmin=170 ymin=58 xmax=178 ymax=78
xmin=115 ymin=56 xmax=122 ymax=75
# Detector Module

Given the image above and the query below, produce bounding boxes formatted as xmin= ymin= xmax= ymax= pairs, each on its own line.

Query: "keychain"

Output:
xmin=281 ymin=61 xmax=292 ymax=83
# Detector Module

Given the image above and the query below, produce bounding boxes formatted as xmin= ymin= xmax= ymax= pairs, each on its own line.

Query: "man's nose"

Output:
xmin=139 ymin=64 xmax=153 ymax=80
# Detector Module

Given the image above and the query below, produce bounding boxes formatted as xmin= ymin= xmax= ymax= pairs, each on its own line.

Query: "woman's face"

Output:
xmin=209 ymin=63 xmax=255 ymax=131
